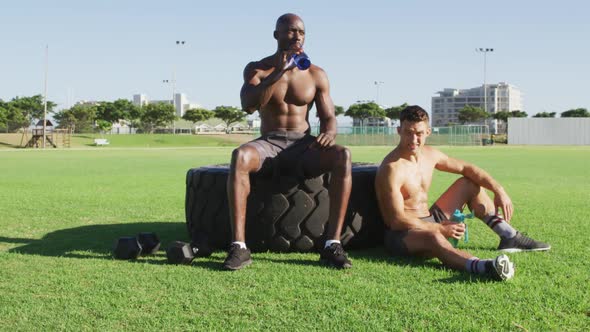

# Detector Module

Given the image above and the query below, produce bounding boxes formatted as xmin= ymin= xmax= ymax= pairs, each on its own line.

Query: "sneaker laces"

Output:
xmin=518 ymin=233 xmax=536 ymax=246
xmin=329 ymin=244 xmax=345 ymax=256
xmin=227 ymin=244 xmax=242 ymax=258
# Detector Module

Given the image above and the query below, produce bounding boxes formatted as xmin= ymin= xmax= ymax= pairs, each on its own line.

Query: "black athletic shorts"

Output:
xmin=239 ymin=130 xmax=321 ymax=177
xmin=384 ymin=204 xmax=447 ymax=256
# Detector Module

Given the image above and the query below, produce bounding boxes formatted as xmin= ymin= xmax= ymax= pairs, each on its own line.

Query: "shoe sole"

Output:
xmin=494 ymin=255 xmax=515 ymax=281
xmin=319 ymin=258 xmax=352 ymax=269
xmin=223 ymin=259 xmax=252 ymax=271
xmin=499 ymin=246 xmax=551 ymax=253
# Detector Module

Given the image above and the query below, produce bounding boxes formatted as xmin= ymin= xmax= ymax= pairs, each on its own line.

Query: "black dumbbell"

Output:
xmin=113 ymin=232 xmax=160 ymax=260
xmin=137 ymin=232 xmax=161 ymax=254
xmin=166 ymin=241 xmax=199 ymax=264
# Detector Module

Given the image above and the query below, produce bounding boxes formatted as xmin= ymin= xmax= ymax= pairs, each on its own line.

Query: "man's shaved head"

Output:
xmin=275 ymin=13 xmax=304 ymax=30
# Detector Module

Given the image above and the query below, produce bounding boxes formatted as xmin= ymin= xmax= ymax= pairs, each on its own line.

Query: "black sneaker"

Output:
xmin=488 ymin=254 xmax=515 ymax=281
xmin=319 ymin=243 xmax=352 ymax=269
xmin=498 ymin=232 xmax=551 ymax=253
xmin=223 ymin=243 xmax=252 ymax=271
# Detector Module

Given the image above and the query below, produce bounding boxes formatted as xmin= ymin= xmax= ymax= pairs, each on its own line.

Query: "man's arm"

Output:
xmin=240 ymin=62 xmax=283 ymax=114
xmin=375 ymin=164 xmax=441 ymax=232
xmin=434 ymin=149 xmax=514 ymax=221
xmin=312 ymin=67 xmax=337 ymax=148
xmin=240 ymin=50 xmax=300 ymax=114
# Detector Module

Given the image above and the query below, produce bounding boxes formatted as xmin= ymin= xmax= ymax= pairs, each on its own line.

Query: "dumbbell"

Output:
xmin=166 ymin=241 xmax=200 ymax=264
xmin=165 ymin=232 xmax=213 ymax=264
xmin=113 ymin=232 xmax=161 ymax=260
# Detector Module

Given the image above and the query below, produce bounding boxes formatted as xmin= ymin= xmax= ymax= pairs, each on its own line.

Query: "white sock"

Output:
xmin=465 ymin=257 xmax=492 ymax=275
xmin=484 ymin=215 xmax=517 ymax=239
xmin=324 ymin=239 xmax=341 ymax=248
xmin=232 ymin=241 xmax=247 ymax=249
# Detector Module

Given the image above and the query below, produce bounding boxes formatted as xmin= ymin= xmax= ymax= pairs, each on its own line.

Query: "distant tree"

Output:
xmin=183 ymin=108 xmax=214 ymax=124
xmin=458 ymin=105 xmax=489 ymax=124
xmin=128 ymin=102 xmax=145 ymax=121
xmin=345 ymin=102 xmax=385 ymax=127
xmin=96 ymin=119 xmax=112 ymax=134
xmin=53 ymin=104 xmax=97 ymax=133
xmin=8 ymin=95 xmax=57 ymax=131
xmin=213 ymin=106 xmax=246 ymax=130
xmin=493 ymin=110 xmax=528 ymax=122
xmin=384 ymin=102 xmax=409 ymax=122
xmin=96 ymin=99 xmax=138 ymax=123
xmin=114 ymin=99 xmax=140 ymax=121
xmin=141 ymin=103 xmax=177 ymax=133
xmin=533 ymin=112 xmax=556 ymax=118
xmin=53 ymin=109 xmax=77 ymax=130
xmin=561 ymin=108 xmax=589 ymax=117
xmin=96 ymin=102 xmax=118 ymax=123
xmin=334 ymin=105 xmax=345 ymax=116
xmin=493 ymin=110 xmax=527 ymax=133
xmin=0 ymin=100 xmax=8 ymax=129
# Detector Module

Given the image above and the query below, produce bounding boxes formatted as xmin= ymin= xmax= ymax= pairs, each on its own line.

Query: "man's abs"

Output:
xmin=259 ymin=103 xmax=311 ymax=133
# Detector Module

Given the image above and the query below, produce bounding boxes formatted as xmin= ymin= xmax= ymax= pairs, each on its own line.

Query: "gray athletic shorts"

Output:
xmin=384 ymin=204 xmax=447 ymax=256
xmin=240 ymin=131 xmax=320 ymax=176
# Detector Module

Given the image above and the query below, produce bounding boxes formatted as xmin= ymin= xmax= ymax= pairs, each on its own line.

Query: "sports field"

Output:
xmin=0 ymin=142 xmax=588 ymax=330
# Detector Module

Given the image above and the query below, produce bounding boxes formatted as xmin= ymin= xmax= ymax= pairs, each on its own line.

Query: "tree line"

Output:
xmin=1 ymin=95 xmax=587 ymax=134
xmin=0 ymin=95 xmax=247 ymax=134
xmin=456 ymin=105 xmax=589 ymax=124
xmin=0 ymin=95 xmax=57 ymax=132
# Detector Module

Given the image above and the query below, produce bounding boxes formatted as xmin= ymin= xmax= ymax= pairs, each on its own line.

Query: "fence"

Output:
xmin=508 ymin=118 xmax=590 ymax=145
xmin=305 ymin=125 xmax=491 ymax=146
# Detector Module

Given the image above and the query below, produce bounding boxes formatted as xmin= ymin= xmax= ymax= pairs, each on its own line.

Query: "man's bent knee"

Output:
xmin=454 ymin=177 xmax=479 ymax=192
xmin=231 ymin=147 xmax=259 ymax=172
xmin=331 ymin=145 xmax=351 ymax=172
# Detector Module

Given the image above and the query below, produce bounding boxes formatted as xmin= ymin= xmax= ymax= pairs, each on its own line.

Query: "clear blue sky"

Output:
xmin=1 ymin=0 xmax=588 ymax=121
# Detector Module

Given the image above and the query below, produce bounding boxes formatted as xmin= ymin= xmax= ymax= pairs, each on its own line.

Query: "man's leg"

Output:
xmin=301 ymin=144 xmax=352 ymax=268
xmin=224 ymin=145 xmax=261 ymax=270
xmin=398 ymin=230 xmax=515 ymax=280
xmin=435 ymin=177 xmax=550 ymax=252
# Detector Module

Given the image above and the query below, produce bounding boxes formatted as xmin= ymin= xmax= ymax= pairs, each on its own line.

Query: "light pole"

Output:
xmin=374 ymin=81 xmax=384 ymax=106
xmin=476 ymin=48 xmax=494 ymax=132
xmin=42 ymin=45 xmax=49 ymax=149
xmin=173 ymin=40 xmax=186 ymax=117
xmin=167 ymin=40 xmax=186 ymax=134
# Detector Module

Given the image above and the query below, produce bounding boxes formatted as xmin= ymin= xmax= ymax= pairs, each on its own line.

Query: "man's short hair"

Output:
xmin=400 ymin=105 xmax=429 ymax=123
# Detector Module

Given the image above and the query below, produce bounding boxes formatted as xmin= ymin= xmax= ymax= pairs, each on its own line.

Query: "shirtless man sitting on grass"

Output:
xmin=375 ymin=105 xmax=550 ymax=280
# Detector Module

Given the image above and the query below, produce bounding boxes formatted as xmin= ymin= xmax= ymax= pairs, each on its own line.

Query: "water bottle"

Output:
xmin=291 ymin=52 xmax=311 ymax=70
xmin=448 ymin=209 xmax=472 ymax=248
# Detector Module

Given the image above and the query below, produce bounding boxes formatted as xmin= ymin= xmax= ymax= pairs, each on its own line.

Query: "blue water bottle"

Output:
xmin=448 ymin=209 xmax=472 ymax=248
xmin=292 ymin=52 xmax=311 ymax=70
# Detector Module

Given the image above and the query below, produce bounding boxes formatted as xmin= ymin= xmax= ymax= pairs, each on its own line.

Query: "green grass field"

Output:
xmin=0 ymin=133 xmax=252 ymax=149
xmin=1 ymin=143 xmax=589 ymax=331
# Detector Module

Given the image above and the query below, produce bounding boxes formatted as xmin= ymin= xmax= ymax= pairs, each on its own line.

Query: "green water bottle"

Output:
xmin=448 ymin=209 xmax=472 ymax=248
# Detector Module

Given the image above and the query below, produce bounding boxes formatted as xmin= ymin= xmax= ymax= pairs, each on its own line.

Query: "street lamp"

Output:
xmin=374 ymin=81 xmax=384 ymax=105
xmin=42 ymin=45 xmax=49 ymax=149
xmin=172 ymin=40 xmax=186 ymax=116
xmin=476 ymin=48 xmax=494 ymax=132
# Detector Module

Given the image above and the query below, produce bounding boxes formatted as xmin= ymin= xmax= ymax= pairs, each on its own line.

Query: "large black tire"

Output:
xmin=185 ymin=163 xmax=384 ymax=252
xmin=340 ymin=164 xmax=384 ymax=249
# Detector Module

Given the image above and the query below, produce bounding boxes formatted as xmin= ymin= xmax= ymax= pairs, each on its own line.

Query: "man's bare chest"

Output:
xmin=400 ymin=164 xmax=434 ymax=198
xmin=263 ymin=70 xmax=316 ymax=106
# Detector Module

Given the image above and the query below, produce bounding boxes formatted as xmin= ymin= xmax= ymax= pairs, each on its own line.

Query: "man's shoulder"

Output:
xmin=308 ymin=64 xmax=328 ymax=78
xmin=244 ymin=56 xmax=274 ymax=72
xmin=422 ymin=145 xmax=447 ymax=162
xmin=377 ymin=152 xmax=406 ymax=177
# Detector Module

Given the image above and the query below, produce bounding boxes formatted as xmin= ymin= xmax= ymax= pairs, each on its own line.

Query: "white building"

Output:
xmin=352 ymin=116 xmax=392 ymax=127
xmin=132 ymin=93 xmax=200 ymax=117
xmin=248 ymin=118 xmax=261 ymax=129
xmin=431 ymin=82 xmax=523 ymax=133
